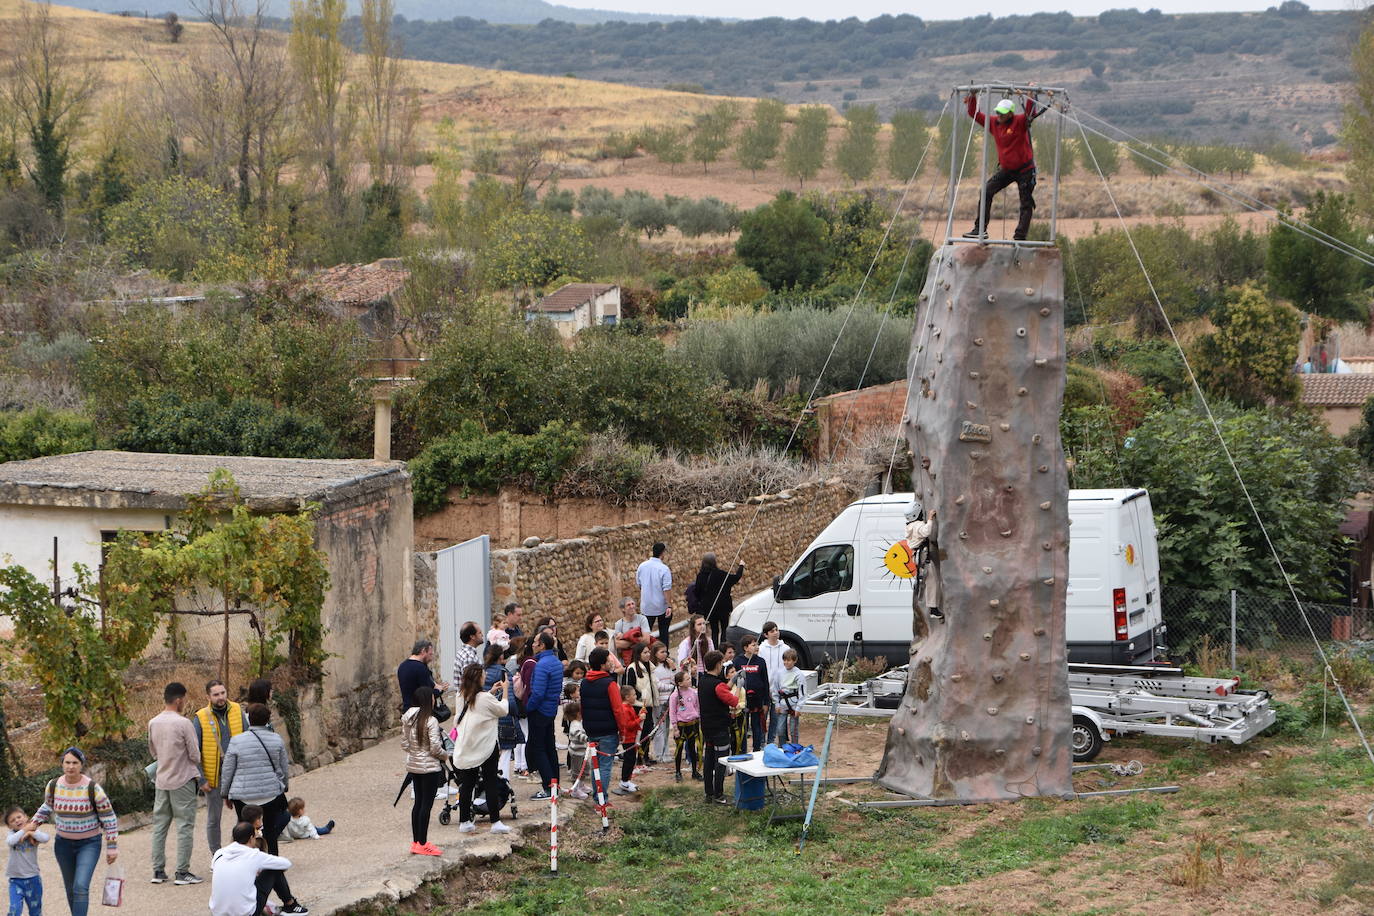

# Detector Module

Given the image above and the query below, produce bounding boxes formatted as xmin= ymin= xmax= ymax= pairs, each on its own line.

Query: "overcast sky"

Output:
xmin=560 ymin=0 xmax=1354 ymax=18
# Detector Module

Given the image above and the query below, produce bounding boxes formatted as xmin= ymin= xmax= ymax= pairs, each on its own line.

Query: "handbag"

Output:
xmin=433 ymin=699 xmax=453 ymax=724
xmin=101 ymin=864 xmax=125 ymax=907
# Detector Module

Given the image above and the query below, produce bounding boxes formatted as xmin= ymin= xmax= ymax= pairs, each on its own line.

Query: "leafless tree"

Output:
xmin=356 ymin=0 xmax=418 ymax=189
xmin=289 ymin=0 xmax=354 ymax=213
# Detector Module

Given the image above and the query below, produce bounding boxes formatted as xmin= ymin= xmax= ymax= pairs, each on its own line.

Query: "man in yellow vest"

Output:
xmin=194 ymin=679 xmax=247 ymax=854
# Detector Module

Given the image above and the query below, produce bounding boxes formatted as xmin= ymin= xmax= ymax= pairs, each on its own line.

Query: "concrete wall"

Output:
xmin=1322 ymin=405 xmax=1361 ymax=438
xmin=414 ymin=479 xmax=858 ymax=645
xmin=302 ymin=474 xmax=415 ymax=763
xmin=0 ymin=504 xmax=171 ymax=587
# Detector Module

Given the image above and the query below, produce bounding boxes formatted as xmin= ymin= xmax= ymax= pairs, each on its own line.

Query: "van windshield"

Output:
xmin=784 ymin=544 xmax=855 ymax=599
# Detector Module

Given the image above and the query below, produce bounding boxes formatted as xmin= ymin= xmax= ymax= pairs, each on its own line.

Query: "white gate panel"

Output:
xmin=435 ymin=535 xmax=490 ymax=683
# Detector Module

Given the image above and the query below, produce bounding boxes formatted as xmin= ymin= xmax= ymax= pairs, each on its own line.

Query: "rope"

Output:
xmin=1073 ymin=114 xmax=1374 ymax=802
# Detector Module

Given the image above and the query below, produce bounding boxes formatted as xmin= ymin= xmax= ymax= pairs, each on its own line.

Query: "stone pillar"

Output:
xmin=876 ymin=243 xmax=1074 ymax=803
xmin=372 ymin=392 xmax=393 ymax=462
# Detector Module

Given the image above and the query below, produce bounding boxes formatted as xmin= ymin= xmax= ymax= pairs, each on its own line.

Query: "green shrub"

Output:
xmin=409 ymin=420 xmax=587 ymax=513
xmin=111 ymin=393 xmax=340 ymax=459
xmin=0 ymin=406 xmax=96 ymax=462
xmin=104 ymin=176 xmax=243 ymax=280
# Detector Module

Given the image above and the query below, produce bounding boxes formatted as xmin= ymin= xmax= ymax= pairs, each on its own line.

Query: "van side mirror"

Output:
xmin=772 ymin=575 xmax=786 ymax=600
xmin=774 ymin=576 xmax=795 ymax=601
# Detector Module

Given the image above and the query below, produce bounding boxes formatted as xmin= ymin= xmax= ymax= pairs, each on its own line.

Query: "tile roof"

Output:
xmin=529 ymin=283 xmax=617 ymax=313
xmin=0 ymin=451 xmax=407 ymax=512
xmin=309 ymin=259 xmax=409 ymax=307
xmin=1299 ymin=373 xmax=1374 ymax=407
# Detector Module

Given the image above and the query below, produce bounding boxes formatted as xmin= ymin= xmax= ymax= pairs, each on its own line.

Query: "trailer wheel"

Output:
xmin=1071 ymin=714 xmax=1103 ymax=762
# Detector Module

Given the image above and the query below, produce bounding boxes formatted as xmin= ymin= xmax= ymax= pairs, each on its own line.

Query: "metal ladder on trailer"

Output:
xmin=798 ymin=662 xmax=1276 ymax=762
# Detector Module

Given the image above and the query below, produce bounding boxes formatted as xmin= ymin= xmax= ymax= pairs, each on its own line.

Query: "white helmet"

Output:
xmin=904 ymin=499 xmax=924 ymax=524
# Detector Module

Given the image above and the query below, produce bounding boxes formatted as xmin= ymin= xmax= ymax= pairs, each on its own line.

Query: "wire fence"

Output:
xmin=1164 ymin=586 xmax=1365 ymax=669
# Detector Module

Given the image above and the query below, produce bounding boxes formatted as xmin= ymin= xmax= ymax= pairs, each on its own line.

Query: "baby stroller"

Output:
xmin=437 ymin=741 xmax=518 ymax=826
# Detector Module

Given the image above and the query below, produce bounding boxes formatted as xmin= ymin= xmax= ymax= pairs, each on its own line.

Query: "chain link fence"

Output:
xmin=1163 ymin=586 xmax=1364 ymax=669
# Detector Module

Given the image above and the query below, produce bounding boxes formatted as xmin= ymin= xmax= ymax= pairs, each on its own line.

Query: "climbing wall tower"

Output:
xmin=875 ymin=242 xmax=1074 ymax=802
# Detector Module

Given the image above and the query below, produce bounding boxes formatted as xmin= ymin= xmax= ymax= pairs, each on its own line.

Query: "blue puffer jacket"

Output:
xmin=527 ymin=650 xmax=564 ymax=719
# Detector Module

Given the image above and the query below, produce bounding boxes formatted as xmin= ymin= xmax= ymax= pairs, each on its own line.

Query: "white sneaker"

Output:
xmin=621 ymin=780 xmax=638 ymax=792
xmin=490 ymin=821 xmax=512 ymax=834
xmin=435 ymin=785 xmax=455 ymax=799
xmin=458 ymin=821 xmax=476 ymax=833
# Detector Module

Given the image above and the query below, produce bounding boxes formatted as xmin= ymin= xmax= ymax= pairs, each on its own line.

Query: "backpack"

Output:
xmin=46 ymin=778 xmax=100 ymax=815
xmin=684 ymin=581 xmax=700 ymax=615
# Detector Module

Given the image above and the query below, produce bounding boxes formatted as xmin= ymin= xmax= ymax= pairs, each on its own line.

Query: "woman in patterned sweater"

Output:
xmin=24 ymin=747 xmax=118 ymax=916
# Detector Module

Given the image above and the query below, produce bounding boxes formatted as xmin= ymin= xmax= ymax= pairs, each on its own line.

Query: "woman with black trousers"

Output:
xmin=695 ymin=554 xmax=744 ymax=651
xmin=401 ymin=687 xmax=446 ymax=856
xmin=452 ymin=663 xmax=514 ymax=834
xmin=696 ymin=650 xmax=739 ymax=805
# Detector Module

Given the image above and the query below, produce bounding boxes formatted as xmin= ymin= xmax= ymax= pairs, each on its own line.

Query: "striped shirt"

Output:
xmin=31 ymin=777 xmax=119 ymax=850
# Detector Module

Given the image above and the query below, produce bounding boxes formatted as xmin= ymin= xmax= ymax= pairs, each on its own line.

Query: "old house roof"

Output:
xmin=309 ymin=259 xmax=409 ymax=307
xmin=528 ymin=282 xmax=617 ymax=313
xmin=1299 ymin=374 xmax=1374 ymax=408
xmin=0 ymin=451 xmax=407 ymax=512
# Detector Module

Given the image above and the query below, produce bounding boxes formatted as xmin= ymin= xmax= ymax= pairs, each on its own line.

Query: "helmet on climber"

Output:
xmin=904 ymin=499 xmax=925 ymax=524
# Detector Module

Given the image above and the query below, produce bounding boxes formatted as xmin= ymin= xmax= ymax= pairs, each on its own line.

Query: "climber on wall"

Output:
xmin=962 ymin=89 xmax=1046 ymax=242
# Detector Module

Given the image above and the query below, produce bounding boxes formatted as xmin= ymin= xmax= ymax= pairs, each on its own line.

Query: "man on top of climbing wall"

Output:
xmin=962 ymin=89 xmax=1046 ymax=242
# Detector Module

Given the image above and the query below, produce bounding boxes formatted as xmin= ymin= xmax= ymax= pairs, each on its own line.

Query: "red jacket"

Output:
xmin=967 ymin=95 xmax=1041 ymax=172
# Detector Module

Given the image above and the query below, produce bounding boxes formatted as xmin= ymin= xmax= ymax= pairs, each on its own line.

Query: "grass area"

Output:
xmin=349 ymin=718 xmax=1374 ymax=916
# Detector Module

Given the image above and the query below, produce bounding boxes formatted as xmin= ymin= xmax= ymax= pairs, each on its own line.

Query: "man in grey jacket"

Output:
xmin=221 ymin=704 xmax=290 ymax=855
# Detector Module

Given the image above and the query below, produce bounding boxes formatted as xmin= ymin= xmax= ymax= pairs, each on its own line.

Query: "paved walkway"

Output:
xmin=27 ymin=735 xmax=558 ymax=916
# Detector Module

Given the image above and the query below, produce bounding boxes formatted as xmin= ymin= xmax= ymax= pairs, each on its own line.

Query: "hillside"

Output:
xmin=384 ymin=6 xmax=1356 ymax=149
xmin=55 ymin=0 xmax=684 ymax=24
xmin=0 ymin=0 xmax=727 ymax=148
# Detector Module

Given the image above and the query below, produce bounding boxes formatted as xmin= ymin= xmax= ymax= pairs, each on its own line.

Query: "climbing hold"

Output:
xmin=1019 ymin=652 xmax=1031 ymax=661
xmin=1034 ymin=358 xmax=1047 ymax=367
xmin=1039 ymin=501 xmax=1051 ymax=510
xmin=954 ymin=494 xmax=966 ymax=505
xmin=1026 ymin=716 xmax=1035 ymax=725
xmin=1032 ymin=746 xmax=1043 ymax=757
xmin=950 ymin=674 xmax=962 ymax=682
xmin=994 ymin=748 xmax=1006 ymax=756
xmin=961 ymin=731 xmax=971 ymax=742
xmin=999 ymin=422 xmax=1010 ymax=431
xmin=987 ymin=294 xmax=997 ymax=303
xmin=958 ymin=531 xmax=968 ymax=540
xmin=1016 ymin=328 xmax=1027 ymax=337
xmin=897 ymin=727 xmax=906 ymax=736
xmin=1042 ymin=578 xmax=1055 ymax=586
xmin=973 ymin=337 xmax=984 ymax=346
xmin=1024 ymin=287 xmax=1035 ymax=296
xmin=992 ymin=673 xmax=1004 ymax=683
xmin=1042 ymin=542 xmax=1052 ymax=550
xmin=987 ymin=707 xmax=999 ymax=716
xmin=920 ymin=293 xmax=928 ymax=301
xmin=1033 ymin=627 xmax=1046 ymax=636
xmin=970 ymin=451 xmax=983 ymax=460
xmin=1038 ymin=465 xmax=1048 ymax=473
xmin=1000 ymin=529 xmax=1012 ymax=538
xmin=1039 ymin=307 xmax=1051 ymax=316
xmin=966 ymin=401 xmax=977 ymax=410
xmin=1017 ymin=387 xmax=1028 ymax=396
xmin=1004 ymin=484 xmax=1014 ymax=492
xmin=983 ymin=632 xmax=992 ymax=641
xmin=969 ymin=370 xmax=980 ymax=379
xmin=989 ymin=598 xmax=1000 ymax=607
xmin=1032 ymin=434 xmax=1042 ymax=444
xmin=982 ymin=566 xmax=992 ymax=574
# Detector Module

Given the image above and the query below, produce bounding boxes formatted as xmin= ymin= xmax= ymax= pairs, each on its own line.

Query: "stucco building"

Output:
xmin=525 ymin=282 xmax=621 ymax=338
xmin=0 ymin=451 xmax=415 ymax=764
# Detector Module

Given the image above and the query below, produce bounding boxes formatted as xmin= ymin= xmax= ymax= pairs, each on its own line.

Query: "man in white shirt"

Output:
xmin=209 ymin=822 xmax=292 ymax=916
xmin=635 ymin=542 xmax=673 ymax=645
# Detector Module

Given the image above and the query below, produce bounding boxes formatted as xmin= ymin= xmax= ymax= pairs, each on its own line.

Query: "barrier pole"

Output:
xmin=548 ymin=778 xmax=559 ymax=876
xmin=588 ymin=744 xmax=610 ymax=834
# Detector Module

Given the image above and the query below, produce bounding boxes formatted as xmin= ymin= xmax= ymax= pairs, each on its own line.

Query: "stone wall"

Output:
xmin=414 ymin=479 xmax=858 ymax=642
xmin=414 ymin=489 xmax=672 ymax=550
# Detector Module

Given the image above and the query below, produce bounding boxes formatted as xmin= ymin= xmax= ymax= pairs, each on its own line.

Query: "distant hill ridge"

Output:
xmin=57 ymin=0 xmax=686 ymax=23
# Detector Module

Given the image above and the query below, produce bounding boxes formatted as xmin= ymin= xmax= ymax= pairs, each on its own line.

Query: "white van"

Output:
xmin=728 ymin=488 xmax=1166 ymax=668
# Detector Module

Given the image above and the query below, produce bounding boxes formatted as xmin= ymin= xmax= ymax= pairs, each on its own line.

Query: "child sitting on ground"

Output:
xmin=283 ymin=797 xmax=334 ymax=840
xmin=668 ymin=669 xmax=701 ymax=782
xmin=563 ymin=700 xmax=590 ymax=800
xmin=774 ymin=648 xmax=804 ymax=745
xmin=6 ymin=805 xmax=47 ymax=916
xmin=613 ymin=686 xmax=643 ymax=795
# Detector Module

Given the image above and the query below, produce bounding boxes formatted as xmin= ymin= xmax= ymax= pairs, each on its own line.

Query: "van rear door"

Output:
xmin=856 ymin=510 xmax=919 ymax=662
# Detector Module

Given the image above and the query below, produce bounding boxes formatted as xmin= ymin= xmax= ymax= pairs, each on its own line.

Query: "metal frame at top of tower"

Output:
xmin=944 ymin=82 xmax=1071 ymax=250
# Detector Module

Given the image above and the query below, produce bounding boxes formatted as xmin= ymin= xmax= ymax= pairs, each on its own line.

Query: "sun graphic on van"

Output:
xmin=881 ymin=539 xmax=917 ymax=580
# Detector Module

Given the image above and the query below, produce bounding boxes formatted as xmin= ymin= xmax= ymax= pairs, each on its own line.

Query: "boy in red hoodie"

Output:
xmin=963 ymin=90 xmax=1045 ymax=241
xmin=613 ymin=686 xmax=644 ymax=795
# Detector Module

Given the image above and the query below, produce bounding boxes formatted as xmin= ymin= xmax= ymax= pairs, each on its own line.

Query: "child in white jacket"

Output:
xmin=282 ymin=797 xmax=334 ymax=840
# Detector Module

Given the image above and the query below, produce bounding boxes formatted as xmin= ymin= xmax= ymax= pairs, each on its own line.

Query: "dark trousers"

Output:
xmin=410 ymin=770 xmax=443 ymax=845
xmin=974 ymin=165 xmax=1037 ymax=239
xmin=708 ymin=616 xmax=728 ymax=652
xmin=458 ymin=746 xmax=503 ymax=823
xmin=702 ymin=730 xmax=731 ymax=799
xmin=621 ymin=740 xmax=638 ymax=782
xmin=232 ymin=795 xmax=288 ymax=855
xmin=255 ymin=868 xmax=294 ymax=913
xmin=748 ymin=705 xmax=769 ymax=752
xmin=646 ymin=614 xmax=670 ymax=645
xmin=526 ymin=711 xmax=559 ymax=792
xmin=638 ymin=706 xmax=655 ymax=760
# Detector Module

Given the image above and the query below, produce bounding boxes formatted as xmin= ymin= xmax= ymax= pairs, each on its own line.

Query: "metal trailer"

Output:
xmin=799 ymin=662 xmax=1277 ymax=762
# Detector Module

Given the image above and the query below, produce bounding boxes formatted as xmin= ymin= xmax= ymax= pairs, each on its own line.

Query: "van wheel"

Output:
xmin=782 ymin=635 xmax=811 ymax=669
xmin=1071 ymin=714 xmax=1103 ymax=763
